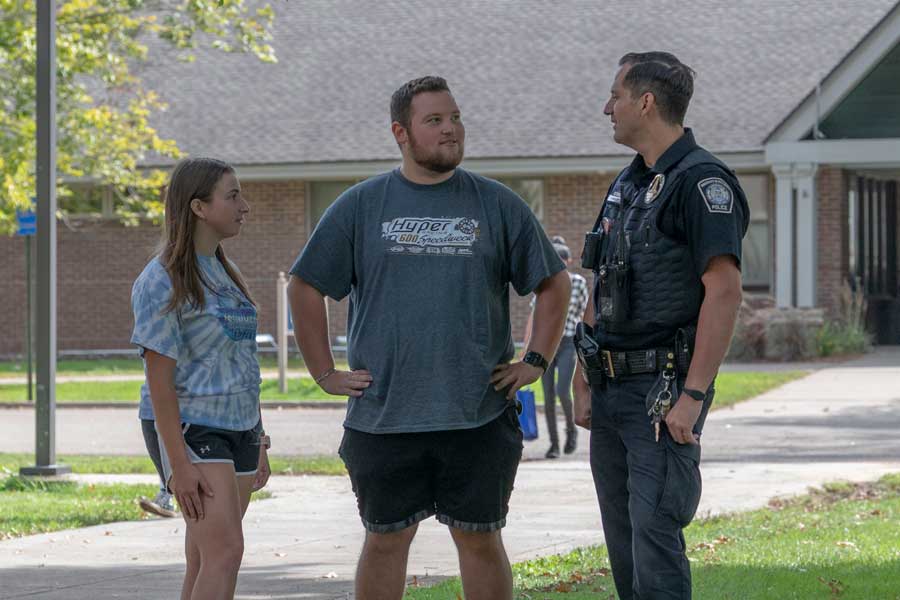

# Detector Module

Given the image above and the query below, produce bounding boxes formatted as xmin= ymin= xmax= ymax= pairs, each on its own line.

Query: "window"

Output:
xmin=497 ymin=178 xmax=544 ymax=221
xmin=60 ymin=184 xmax=113 ymax=217
xmin=852 ymin=176 xmax=898 ymax=296
xmin=308 ymin=181 xmax=357 ymax=232
xmin=737 ymin=173 xmax=771 ymax=288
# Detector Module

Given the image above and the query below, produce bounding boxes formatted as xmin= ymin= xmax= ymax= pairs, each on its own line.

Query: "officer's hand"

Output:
xmin=665 ymin=393 xmax=703 ymax=445
xmin=319 ymin=369 xmax=373 ymax=397
xmin=573 ymin=366 xmax=591 ymax=429
xmin=491 ymin=362 xmax=543 ymax=401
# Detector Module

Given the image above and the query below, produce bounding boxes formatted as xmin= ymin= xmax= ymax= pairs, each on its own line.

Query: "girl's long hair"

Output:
xmin=158 ymin=157 xmax=255 ymax=313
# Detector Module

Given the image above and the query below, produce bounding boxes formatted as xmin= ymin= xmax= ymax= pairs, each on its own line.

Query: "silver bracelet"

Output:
xmin=315 ymin=367 xmax=337 ymax=385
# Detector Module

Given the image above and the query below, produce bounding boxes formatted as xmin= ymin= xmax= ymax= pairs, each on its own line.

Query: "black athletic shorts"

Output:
xmin=158 ymin=421 xmax=262 ymax=491
xmin=338 ymin=406 xmax=523 ymax=534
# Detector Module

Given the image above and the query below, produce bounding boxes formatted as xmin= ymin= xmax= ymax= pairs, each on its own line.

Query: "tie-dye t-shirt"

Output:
xmin=131 ymin=254 xmax=261 ymax=431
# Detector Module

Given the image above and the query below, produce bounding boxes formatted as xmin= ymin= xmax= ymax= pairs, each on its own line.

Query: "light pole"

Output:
xmin=21 ymin=0 xmax=69 ymax=477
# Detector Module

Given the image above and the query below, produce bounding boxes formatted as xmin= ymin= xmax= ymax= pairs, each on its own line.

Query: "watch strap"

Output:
xmin=683 ymin=387 xmax=706 ymax=402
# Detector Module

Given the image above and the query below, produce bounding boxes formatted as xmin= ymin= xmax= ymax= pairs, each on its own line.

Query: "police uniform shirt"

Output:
xmin=598 ymin=129 xmax=750 ymax=350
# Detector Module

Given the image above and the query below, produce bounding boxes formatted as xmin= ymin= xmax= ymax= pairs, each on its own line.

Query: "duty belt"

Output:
xmin=599 ymin=346 xmax=691 ymax=380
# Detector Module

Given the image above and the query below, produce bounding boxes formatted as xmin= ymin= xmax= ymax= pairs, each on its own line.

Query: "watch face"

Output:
xmin=524 ymin=352 xmax=546 ymax=368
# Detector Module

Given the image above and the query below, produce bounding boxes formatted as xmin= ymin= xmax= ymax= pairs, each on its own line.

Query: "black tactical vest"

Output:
xmin=591 ymin=146 xmax=731 ymax=338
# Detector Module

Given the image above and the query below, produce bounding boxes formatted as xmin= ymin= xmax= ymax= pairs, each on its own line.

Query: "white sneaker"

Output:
xmin=139 ymin=490 xmax=178 ymax=518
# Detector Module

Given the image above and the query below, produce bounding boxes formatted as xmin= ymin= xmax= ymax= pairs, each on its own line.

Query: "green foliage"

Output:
xmin=817 ymin=279 xmax=872 ymax=357
xmin=816 ymin=321 xmax=871 ymax=357
xmin=0 ymin=0 xmax=276 ymax=233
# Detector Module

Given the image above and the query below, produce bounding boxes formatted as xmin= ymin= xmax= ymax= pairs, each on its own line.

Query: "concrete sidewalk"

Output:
xmin=1 ymin=348 xmax=899 ymax=599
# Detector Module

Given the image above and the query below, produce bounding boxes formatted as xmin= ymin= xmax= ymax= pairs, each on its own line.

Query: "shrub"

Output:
xmin=815 ymin=280 xmax=872 ymax=357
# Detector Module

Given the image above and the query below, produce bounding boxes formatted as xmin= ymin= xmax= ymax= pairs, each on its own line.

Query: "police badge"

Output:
xmin=645 ymin=174 xmax=665 ymax=204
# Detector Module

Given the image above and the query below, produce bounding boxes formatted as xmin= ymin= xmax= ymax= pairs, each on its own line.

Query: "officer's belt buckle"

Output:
xmin=601 ymin=350 xmax=615 ymax=379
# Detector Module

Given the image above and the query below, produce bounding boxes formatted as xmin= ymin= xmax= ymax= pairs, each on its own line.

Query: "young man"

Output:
xmin=288 ymin=76 xmax=570 ymax=600
xmin=574 ymin=53 xmax=749 ymax=599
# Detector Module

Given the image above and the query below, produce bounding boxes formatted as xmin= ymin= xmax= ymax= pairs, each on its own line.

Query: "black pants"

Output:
xmin=141 ymin=419 xmax=166 ymax=491
xmin=589 ymin=374 xmax=712 ymax=600
xmin=542 ymin=335 xmax=576 ymax=446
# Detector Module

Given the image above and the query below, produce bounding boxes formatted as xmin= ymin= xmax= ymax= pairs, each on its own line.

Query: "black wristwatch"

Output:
xmin=683 ymin=387 xmax=707 ymax=402
xmin=522 ymin=351 xmax=549 ymax=373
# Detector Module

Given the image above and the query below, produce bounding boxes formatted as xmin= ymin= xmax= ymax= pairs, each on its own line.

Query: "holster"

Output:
xmin=574 ymin=322 xmax=605 ymax=386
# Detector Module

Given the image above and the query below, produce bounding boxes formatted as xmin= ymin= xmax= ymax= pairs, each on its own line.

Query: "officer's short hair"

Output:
xmin=390 ymin=76 xmax=451 ymax=129
xmin=618 ymin=52 xmax=695 ymax=126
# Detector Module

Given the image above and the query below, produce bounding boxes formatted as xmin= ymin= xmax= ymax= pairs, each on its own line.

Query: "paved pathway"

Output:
xmin=1 ymin=348 xmax=899 ymax=599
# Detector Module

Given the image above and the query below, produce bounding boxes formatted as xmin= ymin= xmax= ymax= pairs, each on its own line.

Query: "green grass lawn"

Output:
xmin=0 ymin=475 xmax=274 ymax=540
xmin=0 ymin=356 xmax=343 ymax=378
xmin=404 ymin=474 xmax=900 ymax=600
xmin=708 ymin=371 xmax=806 ymax=410
xmin=0 ymin=357 xmax=146 ymax=377
xmin=0 ymin=377 xmax=346 ymax=403
xmin=0 ymin=477 xmax=159 ymax=539
xmin=0 ymin=453 xmax=346 ymax=477
xmin=0 ymin=370 xmax=807 ymax=407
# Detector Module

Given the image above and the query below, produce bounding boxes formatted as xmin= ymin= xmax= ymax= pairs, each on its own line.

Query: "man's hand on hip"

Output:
xmin=491 ymin=362 xmax=543 ymax=401
xmin=319 ymin=369 xmax=373 ymax=398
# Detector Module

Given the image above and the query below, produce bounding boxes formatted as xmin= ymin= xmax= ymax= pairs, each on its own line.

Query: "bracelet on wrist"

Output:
xmin=315 ymin=367 xmax=337 ymax=385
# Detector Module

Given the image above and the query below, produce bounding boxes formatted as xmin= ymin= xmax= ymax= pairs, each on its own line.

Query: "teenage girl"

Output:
xmin=131 ymin=157 xmax=271 ymax=600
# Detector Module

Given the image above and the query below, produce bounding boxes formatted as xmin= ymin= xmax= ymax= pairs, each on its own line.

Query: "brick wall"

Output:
xmin=2 ymin=173 xmax=619 ymax=358
xmin=324 ymin=173 xmax=615 ymax=353
xmin=0 ymin=180 xmax=306 ymax=357
xmin=816 ymin=166 xmax=849 ymax=317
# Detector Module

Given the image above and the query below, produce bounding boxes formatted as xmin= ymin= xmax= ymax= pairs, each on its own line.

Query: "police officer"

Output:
xmin=573 ymin=52 xmax=749 ymax=600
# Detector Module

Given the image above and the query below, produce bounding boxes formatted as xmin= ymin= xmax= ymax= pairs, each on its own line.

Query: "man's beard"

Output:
xmin=408 ymin=132 xmax=464 ymax=174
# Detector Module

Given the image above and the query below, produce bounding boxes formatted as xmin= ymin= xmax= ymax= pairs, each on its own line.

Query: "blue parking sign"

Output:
xmin=16 ymin=209 xmax=36 ymax=236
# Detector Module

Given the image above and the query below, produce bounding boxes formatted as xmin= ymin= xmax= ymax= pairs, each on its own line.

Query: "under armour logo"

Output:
xmin=199 ymin=445 xmax=211 ymax=455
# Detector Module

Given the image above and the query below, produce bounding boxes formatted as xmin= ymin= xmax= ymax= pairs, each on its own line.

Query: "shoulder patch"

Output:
xmin=605 ymin=190 xmax=621 ymax=205
xmin=698 ymin=177 xmax=734 ymax=214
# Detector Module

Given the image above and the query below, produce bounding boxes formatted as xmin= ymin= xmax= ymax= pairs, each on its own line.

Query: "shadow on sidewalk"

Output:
xmin=705 ymin=403 xmax=900 ymax=464
xmin=0 ymin=563 xmax=358 ymax=600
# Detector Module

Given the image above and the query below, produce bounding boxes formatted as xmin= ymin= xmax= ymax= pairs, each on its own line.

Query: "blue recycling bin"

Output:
xmin=516 ymin=389 xmax=539 ymax=441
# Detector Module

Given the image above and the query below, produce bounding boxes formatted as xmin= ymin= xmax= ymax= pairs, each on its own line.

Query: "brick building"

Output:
xmin=2 ymin=0 xmax=898 ymax=357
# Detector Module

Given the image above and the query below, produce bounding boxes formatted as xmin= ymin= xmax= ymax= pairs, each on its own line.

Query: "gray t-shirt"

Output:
xmin=290 ymin=168 xmax=564 ymax=434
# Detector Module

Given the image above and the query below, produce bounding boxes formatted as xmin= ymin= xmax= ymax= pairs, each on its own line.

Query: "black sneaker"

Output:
xmin=564 ymin=432 xmax=577 ymax=455
xmin=545 ymin=445 xmax=560 ymax=459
